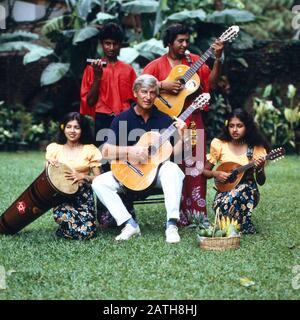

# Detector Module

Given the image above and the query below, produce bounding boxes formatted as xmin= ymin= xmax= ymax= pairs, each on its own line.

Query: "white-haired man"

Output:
xmin=92 ymin=74 xmax=187 ymax=243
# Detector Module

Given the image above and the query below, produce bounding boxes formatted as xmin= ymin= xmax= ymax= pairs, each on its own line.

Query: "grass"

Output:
xmin=0 ymin=151 xmax=299 ymax=300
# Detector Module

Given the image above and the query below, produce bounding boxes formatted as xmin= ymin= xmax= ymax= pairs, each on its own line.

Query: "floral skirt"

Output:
xmin=213 ymin=181 xmax=260 ymax=234
xmin=179 ymin=112 xmax=207 ymax=226
xmin=53 ymin=184 xmax=97 ymax=240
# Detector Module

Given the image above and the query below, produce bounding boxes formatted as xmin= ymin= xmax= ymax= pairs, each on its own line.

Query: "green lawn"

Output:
xmin=0 ymin=152 xmax=299 ymax=300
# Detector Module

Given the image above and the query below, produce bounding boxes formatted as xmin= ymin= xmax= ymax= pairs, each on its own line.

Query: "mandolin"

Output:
xmin=154 ymin=25 xmax=239 ymax=117
xmin=214 ymin=147 xmax=285 ymax=192
xmin=111 ymin=93 xmax=211 ymax=191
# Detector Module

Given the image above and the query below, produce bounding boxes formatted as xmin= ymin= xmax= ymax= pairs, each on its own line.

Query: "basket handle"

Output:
xmin=212 ymin=207 xmax=221 ymax=237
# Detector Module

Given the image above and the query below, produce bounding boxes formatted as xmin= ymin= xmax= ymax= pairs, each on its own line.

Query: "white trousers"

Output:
xmin=92 ymin=161 xmax=185 ymax=226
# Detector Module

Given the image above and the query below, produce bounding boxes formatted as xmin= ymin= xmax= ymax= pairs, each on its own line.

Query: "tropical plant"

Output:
xmin=243 ymin=0 xmax=295 ymax=40
xmin=253 ymin=83 xmax=300 ymax=152
xmin=284 ymin=84 xmax=300 ymax=130
xmin=0 ymin=102 xmax=50 ymax=150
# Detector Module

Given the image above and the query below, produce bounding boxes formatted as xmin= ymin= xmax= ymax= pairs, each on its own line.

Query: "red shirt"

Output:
xmin=80 ymin=60 xmax=137 ymax=118
xmin=142 ymin=53 xmax=211 ymax=94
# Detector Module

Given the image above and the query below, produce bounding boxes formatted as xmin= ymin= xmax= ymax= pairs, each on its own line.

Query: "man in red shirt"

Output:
xmin=143 ymin=23 xmax=224 ymax=225
xmin=80 ymin=22 xmax=137 ymax=148
xmin=80 ymin=22 xmax=137 ymax=227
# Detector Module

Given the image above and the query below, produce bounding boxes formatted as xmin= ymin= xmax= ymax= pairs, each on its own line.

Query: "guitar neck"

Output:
xmin=158 ymin=105 xmax=198 ymax=147
xmin=235 ymin=162 xmax=255 ymax=174
xmin=182 ymin=47 xmax=214 ymax=83
xmin=235 ymin=154 xmax=269 ymax=174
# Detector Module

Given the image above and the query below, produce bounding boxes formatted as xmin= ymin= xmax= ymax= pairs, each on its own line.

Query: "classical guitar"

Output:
xmin=111 ymin=93 xmax=211 ymax=191
xmin=214 ymin=147 xmax=285 ymax=192
xmin=155 ymin=25 xmax=239 ymax=117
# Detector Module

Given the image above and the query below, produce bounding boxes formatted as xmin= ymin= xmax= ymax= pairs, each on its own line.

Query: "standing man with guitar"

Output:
xmin=143 ymin=23 xmax=224 ymax=225
xmin=92 ymin=74 xmax=188 ymax=243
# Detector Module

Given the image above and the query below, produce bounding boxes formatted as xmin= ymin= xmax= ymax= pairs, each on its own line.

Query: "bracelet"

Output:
xmin=256 ymin=167 xmax=264 ymax=173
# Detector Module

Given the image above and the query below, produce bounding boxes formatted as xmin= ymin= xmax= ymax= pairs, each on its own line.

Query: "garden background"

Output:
xmin=0 ymin=0 xmax=299 ymax=300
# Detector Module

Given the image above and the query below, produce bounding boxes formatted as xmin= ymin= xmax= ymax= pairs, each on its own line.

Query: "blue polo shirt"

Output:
xmin=106 ymin=106 xmax=177 ymax=146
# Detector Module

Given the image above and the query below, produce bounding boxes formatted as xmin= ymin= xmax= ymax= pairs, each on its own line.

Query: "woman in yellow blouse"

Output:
xmin=46 ymin=112 xmax=102 ymax=240
xmin=203 ymin=109 xmax=269 ymax=233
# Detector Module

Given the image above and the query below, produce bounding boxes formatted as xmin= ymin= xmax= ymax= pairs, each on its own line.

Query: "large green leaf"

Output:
xmin=73 ymin=26 xmax=99 ymax=44
xmin=0 ymin=41 xmax=39 ymax=52
xmin=77 ymin=0 xmax=94 ymax=19
xmin=0 ymin=31 xmax=39 ymax=44
xmin=134 ymin=38 xmax=166 ymax=56
xmin=121 ymin=0 xmax=159 ymax=14
xmin=23 ymin=47 xmax=54 ymax=65
xmin=207 ymin=9 xmax=255 ymax=24
xmin=42 ymin=16 xmax=69 ymax=35
xmin=40 ymin=63 xmax=70 ymax=86
xmin=164 ymin=9 xmax=206 ymax=24
xmin=119 ymin=47 xmax=139 ymax=64
xmin=134 ymin=38 xmax=167 ymax=60
xmin=93 ymin=12 xmax=117 ymax=23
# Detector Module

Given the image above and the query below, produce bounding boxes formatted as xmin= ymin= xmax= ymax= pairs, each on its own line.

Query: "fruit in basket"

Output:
xmin=226 ymin=224 xmax=239 ymax=237
xmin=206 ymin=229 xmax=213 ymax=237
xmin=198 ymin=229 xmax=207 ymax=237
xmin=215 ymin=230 xmax=224 ymax=237
xmin=219 ymin=216 xmax=240 ymax=234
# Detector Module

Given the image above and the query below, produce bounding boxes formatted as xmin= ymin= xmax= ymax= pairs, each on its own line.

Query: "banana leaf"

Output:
xmin=73 ymin=26 xmax=99 ymax=44
xmin=121 ymin=0 xmax=159 ymax=14
xmin=23 ymin=47 xmax=54 ymax=65
xmin=207 ymin=9 xmax=255 ymax=24
xmin=163 ymin=9 xmax=206 ymax=24
xmin=0 ymin=31 xmax=39 ymax=44
xmin=40 ymin=63 xmax=70 ymax=86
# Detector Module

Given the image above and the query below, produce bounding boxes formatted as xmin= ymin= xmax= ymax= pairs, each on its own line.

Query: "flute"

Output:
xmin=86 ymin=59 xmax=107 ymax=66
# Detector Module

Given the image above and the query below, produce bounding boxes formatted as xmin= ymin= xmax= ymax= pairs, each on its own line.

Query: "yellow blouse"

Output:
xmin=45 ymin=143 xmax=102 ymax=174
xmin=207 ymin=138 xmax=267 ymax=166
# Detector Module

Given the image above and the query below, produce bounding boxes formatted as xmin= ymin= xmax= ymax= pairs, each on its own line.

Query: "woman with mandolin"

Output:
xmin=203 ymin=109 xmax=270 ymax=234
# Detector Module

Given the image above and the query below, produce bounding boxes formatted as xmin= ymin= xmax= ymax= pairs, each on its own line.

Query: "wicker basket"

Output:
xmin=198 ymin=235 xmax=240 ymax=251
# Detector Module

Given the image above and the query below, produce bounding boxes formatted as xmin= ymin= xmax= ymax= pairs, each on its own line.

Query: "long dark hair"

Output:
xmin=218 ymin=108 xmax=270 ymax=151
xmin=56 ymin=112 xmax=94 ymax=145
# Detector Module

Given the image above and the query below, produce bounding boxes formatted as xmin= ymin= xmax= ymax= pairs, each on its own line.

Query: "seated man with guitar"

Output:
xmin=203 ymin=109 xmax=271 ymax=234
xmin=92 ymin=74 xmax=189 ymax=243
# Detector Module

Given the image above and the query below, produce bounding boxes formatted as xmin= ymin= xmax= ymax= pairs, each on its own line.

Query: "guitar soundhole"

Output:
xmin=179 ymin=77 xmax=185 ymax=85
xmin=148 ymin=145 xmax=157 ymax=155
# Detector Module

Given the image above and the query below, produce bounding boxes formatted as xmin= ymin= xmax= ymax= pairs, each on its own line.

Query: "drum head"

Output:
xmin=47 ymin=163 xmax=79 ymax=195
